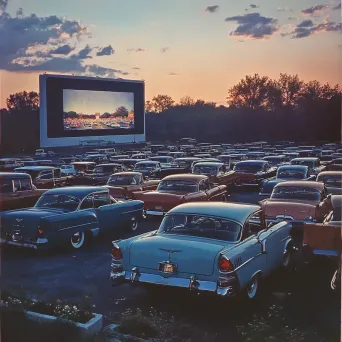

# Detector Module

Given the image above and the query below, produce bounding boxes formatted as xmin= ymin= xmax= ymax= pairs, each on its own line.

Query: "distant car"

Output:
xmin=326 ymin=158 xmax=342 ymax=171
xmin=260 ymin=181 xmax=333 ymax=225
xmin=133 ymin=161 xmax=162 ymax=177
xmin=110 ymin=202 xmax=293 ymax=300
xmin=0 ymin=172 xmax=46 ymax=211
xmin=149 ymin=156 xmax=175 ymax=169
xmin=290 ymin=157 xmax=325 ymax=175
xmin=233 ymin=160 xmax=277 ymax=187
xmin=60 ymin=164 xmax=77 ymax=176
xmin=0 ymin=158 xmax=23 ymax=172
xmin=316 ymin=171 xmax=342 ymax=195
xmin=105 ymin=172 xmax=160 ymax=200
xmin=262 ymin=155 xmax=289 ymax=167
xmin=191 ymin=162 xmax=238 ymax=189
xmin=133 ymin=174 xmax=227 ymax=216
xmin=259 ymin=165 xmax=316 ymax=197
xmin=0 ymin=187 xmax=145 ymax=250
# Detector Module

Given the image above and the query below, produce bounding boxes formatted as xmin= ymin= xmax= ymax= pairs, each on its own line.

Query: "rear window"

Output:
xmin=271 ymin=186 xmax=321 ymax=201
xmin=320 ymin=175 xmax=342 ymax=187
xmin=158 ymin=180 xmax=198 ymax=193
xmin=158 ymin=214 xmax=242 ymax=242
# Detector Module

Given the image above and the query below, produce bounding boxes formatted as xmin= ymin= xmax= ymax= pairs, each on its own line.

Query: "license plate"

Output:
xmin=159 ymin=262 xmax=177 ymax=273
xmin=12 ymin=234 xmax=23 ymax=242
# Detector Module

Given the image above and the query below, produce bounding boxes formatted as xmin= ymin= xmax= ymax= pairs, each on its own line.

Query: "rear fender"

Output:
xmin=131 ymin=190 xmax=149 ymax=200
xmin=40 ymin=210 xmax=98 ymax=244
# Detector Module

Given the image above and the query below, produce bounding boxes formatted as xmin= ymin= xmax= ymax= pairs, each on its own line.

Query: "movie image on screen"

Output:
xmin=63 ymin=89 xmax=135 ymax=131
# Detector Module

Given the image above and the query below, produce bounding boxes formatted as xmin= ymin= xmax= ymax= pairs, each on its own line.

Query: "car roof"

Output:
xmin=111 ymin=171 xmax=142 ymax=176
xmin=168 ymin=202 xmax=260 ymax=224
xmin=135 ymin=160 xmax=159 ymax=164
xmin=96 ymin=163 xmax=122 ymax=167
xmin=235 ymin=160 xmax=266 ymax=165
xmin=291 ymin=157 xmax=318 ymax=161
xmin=162 ymin=174 xmax=208 ymax=182
xmin=15 ymin=166 xmax=56 ymax=171
xmin=317 ymin=171 xmax=342 ymax=177
xmin=0 ymin=172 xmax=31 ymax=179
xmin=274 ymin=181 xmax=325 ymax=190
xmin=278 ymin=165 xmax=308 ymax=171
xmin=193 ymin=162 xmax=224 ymax=167
xmin=45 ymin=186 xmax=108 ymax=199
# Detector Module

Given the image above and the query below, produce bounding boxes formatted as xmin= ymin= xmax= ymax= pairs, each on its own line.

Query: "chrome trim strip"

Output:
xmin=121 ymin=209 xmax=142 ymax=215
xmin=58 ymin=221 xmax=94 ymax=231
xmin=281 ymin=235 xmax=291 ymax=243
xmin=234 ymin=256 xmax=255 ymax=271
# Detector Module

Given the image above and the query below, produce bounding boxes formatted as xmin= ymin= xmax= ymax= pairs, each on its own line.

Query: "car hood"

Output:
xmin=260 ymin=199 xmax=316 ymax=219
xmin=129 ymin=234 xmax=229 ymax=276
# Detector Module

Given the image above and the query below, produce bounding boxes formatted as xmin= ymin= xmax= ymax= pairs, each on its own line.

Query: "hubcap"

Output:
xmin=247 ymin=277 xmax=258 ymax=298
xmin=131 ymin=218 xmax=138 ymax=231
xmin=71 ymin=232 xmax=81 ymax=244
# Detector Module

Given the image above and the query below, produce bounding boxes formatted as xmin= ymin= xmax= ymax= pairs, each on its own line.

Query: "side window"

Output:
xmin=1 ymin=179 xmax=14 ymax=193
xmin=80 ymin=195 xmax=94 ymax=210
xmin=93 ymin=193 xmax=111 ymax=208
xmin=243 ymin=214 xmax=264 ymax=239
xmin=19 ymin=179 xmax=32 ymax=191
xmin=54 ymin=169 xmax=61 ymax=179
xmin=39 ymin=170 xmax=53 ymax=180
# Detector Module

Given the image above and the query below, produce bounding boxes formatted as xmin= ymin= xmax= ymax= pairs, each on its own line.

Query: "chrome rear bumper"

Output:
xmin=110 ymin=270 xmax=238 ymax=296
xmin=0 ymin=238 xmax=48 ymax=249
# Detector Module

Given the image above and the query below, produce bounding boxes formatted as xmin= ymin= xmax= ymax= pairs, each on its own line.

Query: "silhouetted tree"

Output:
xmin=6 ymin=91 xmax=39 ymax=113
xmin=145 ymin=100 xmax=154 ymax=113
xmin=179 ymin=96 xmax=195 ymax=106
xmin=276 ymin=73 xmax=303 ymax=109
xmin=151 ymin=94 xmax=174 ymax=113
xmin=115 ymin=106 xmax=129 ymax=116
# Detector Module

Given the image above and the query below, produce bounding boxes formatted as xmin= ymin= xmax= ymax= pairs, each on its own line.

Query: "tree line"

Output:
xmin=0 ymin=73 xmax=341 ymax=154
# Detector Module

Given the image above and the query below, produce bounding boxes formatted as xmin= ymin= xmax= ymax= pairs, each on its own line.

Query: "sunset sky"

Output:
xmin=0 ymin=0 xmax=341 ymax=108
xmin=63 ymin=89 xmax=134 ymax=114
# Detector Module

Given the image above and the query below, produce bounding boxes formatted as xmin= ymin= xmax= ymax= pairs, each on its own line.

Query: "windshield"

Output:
xmin=277 ymin=169 xmax=306 ymax=179
xmin=320 ymin=175 xmax=342 ymax=187
xmin=234 ymin=164 xmax=263 ymax=173
xmin=291 ymin=160 xmax=315 ymax=167
xmin=108 ymin=174 xmax=140 ymax=185
xmin=35 ymin=194 xmax=80 ymax=211
xmin=134 ymin=163 xmax=156 ymax=169
xmin=158 ymin=214 xmax=242 ymax=242
xmin=157 ymin=180 xmax=198 ymax=192
xmin=193 ymin=165 xmax=218 ymax=175
xmin=271 ymin=186 xmax=321 ymax=201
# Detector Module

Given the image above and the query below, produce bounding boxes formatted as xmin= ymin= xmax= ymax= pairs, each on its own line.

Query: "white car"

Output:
xmin=60 ymin=164 xmax=77 ymax=175
xmin=35 ymin=149 xmax=47 ymax=158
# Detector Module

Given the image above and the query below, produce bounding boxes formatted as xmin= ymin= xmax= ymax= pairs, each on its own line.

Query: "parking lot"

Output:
xmin=1 ymin=190 xmax=340 ymax=341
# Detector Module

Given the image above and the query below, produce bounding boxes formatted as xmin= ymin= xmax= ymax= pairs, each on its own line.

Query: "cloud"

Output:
xmin=168 ymin=72 xmax=179 ymax=76
xmin=50 ymin=44 xmax=74 ymax=55
xmin=333 ymin=3 xmax=341 ymax=10
xmin=86 ymin=65 xmax=129 ymax=77
xmin=225 ymin=13 xmax=278 ymax=39
xmin=205 ymin=5 xmax=219 ymax=13
xmin=70 ymin=44 xmax=92 ymax=59
xmin=283 ymin=19 xmax=341 ymax=38
xmin=96 ymin=45 xmax=114 ymax=56
xmin=127 ymin=48 xmax=145 ymax=53
xmin=250 ymin=4 xmax=259 ymax=8
xmin=301 ymin=4 xmax=326 ymax=15
xmin=160 ymin=47 xmax=169 ymax=53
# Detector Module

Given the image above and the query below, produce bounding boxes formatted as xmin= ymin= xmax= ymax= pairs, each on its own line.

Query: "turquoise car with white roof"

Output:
xmin=110 ymin=202 xmax=293 ymax=300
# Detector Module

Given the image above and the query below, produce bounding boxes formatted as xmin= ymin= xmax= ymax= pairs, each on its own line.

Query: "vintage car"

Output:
xmin=116 ymin=159 xmax=144 ymax=170
xmin=0 ymin=172 xmax=46 ymax=211
xmin=326 ymin=158 xmax=342 ymax=171
xmin=191 ymin=162 xmax=238 ymax=189
xmin=217 ymin=155 xmax=232 ymax=168
xmin=72 ymin=163 xmax=128 ymax=186
xmin=260 ymin=181 xmax=332 ymax=225
xmin=105 ymin=172 xmax=160 ymax=200
xmin=14 ymin=166 xmax=72 ymax=189
xmin=303 ymin=194 xmax=341 ymax=259
xmin=262 ymin=155 xmax=289 ymax=167
xmin=0 ymin=187 xmax=145 ymax=250
xmin=233 ymin=160 xmax=277 ymax=187
xmin=133 ymin=174 xmax=227 ymax=216
xmin=60 ymin=165 xmax=77 ymax=176
xmin=110 ymin=202 xmax=293 ymax=300
xmin=316 ymin=171 xmax=342 ymax=195
xmin=149 ymin=156 xmax=175 ymax=168
xmin=133 ymin=161 xmax=162 ymax=177
xmin=290 ymin=157 xmax=325 ymax=175
xmin=0 ymin=158 xmax=23 ymax=172
xmin=71 ymin=161 xmax=96 ymax=174
xmin=259 ymin=165 xmax=316 ymax=197
xmin=174 ymin=157 xmax=202 ymax=170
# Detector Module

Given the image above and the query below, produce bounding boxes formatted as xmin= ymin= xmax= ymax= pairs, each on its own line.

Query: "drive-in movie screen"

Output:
xmin=63 ymin=89 xmax=135 ymax=131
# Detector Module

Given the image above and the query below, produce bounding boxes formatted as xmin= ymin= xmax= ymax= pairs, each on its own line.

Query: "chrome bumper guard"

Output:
xmin=145 ymin=210 xmax=165 ymax=216
xmin=0 ymin=238 xmax=48 ymax=249
xmin=110 ymin=269 xmax=238 ymax=296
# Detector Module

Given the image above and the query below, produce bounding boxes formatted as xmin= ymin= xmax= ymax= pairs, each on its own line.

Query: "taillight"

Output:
xmin=111 ymin=243 xmax=122 ymax=260
xmin=218 ymin=255 xmax=234 ymax=272
xmin=36 ymin=227 xmax=45 ymax=238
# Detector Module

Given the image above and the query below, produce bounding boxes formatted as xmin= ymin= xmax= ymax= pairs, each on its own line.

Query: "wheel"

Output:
xmin=127 ymin=217 xmax=139 ymax=232
xmin=283 ymin=249 xmax=291 ymax=268
xmin=70 ymin=231 xmax=85 ymax=249
xmin=245 ymin=275 xmax=260 ymax=300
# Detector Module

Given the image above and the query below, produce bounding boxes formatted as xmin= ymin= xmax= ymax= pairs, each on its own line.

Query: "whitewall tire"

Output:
xmin=70 ymin=232 xmax=85 ymax=249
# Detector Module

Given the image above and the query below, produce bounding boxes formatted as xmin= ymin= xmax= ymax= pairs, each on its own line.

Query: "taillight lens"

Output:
xmin=218 ymin=255 xmax=234 ymax=272
xmin=111 ymin=244 xmax=122 ymax=260
xmin=36 ymin=227 xmax=45 ymax=238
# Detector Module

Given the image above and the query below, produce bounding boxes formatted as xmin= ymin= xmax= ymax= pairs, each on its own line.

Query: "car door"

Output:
xmin=13 ymin=178 xmax=41 ymax=208
xmin=36 ymin=170 xmax=54 ymax=188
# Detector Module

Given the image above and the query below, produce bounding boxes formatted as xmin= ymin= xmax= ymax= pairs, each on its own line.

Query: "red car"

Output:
xmin=133 ymin=174 xmax=227 ymax=216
